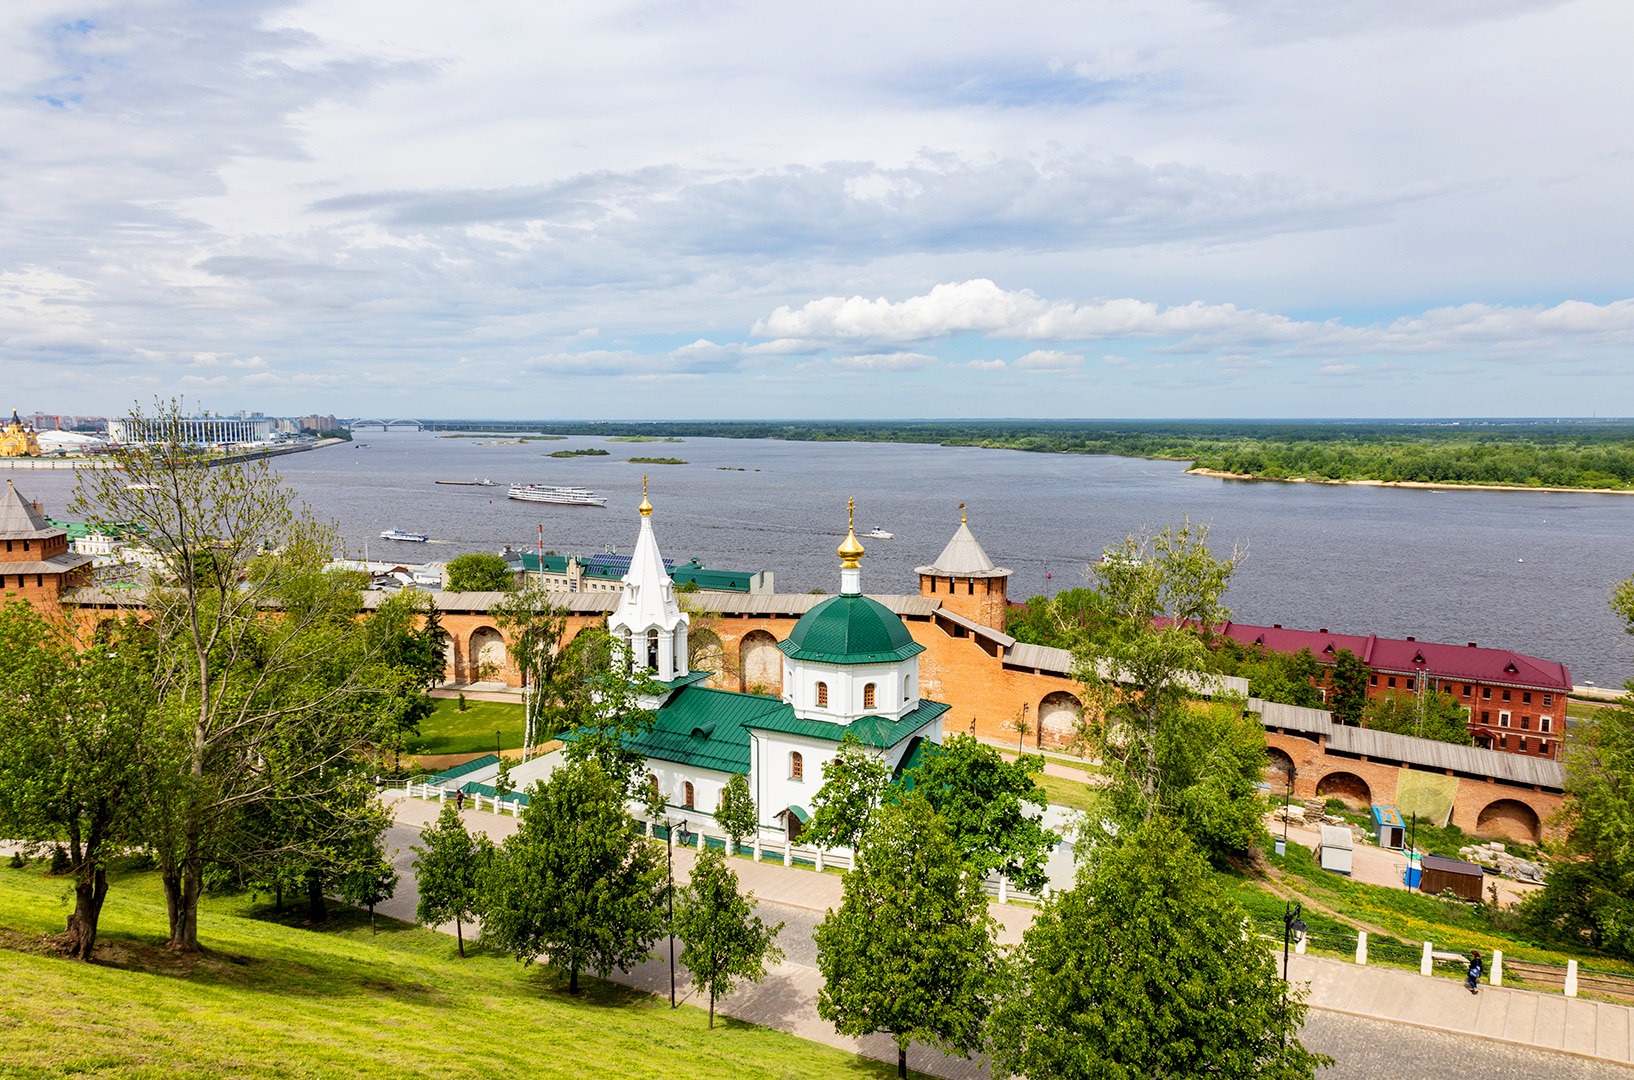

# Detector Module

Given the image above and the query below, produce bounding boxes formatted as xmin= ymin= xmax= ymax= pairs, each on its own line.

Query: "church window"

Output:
xmin=647 ymin=629 xmax=660 ymax=671
xmin=816 ymin=682 xmax=828 ymax=707
xmin=863 ymin=683 xmax=876 ymax=709
xmin=683 ymin=782 xmax=695 ymax=809
xmin=790 ymin=752 xmax=803 ymax=781
xmin=904 ymin=675 xmax=911 ymax=700
xmin=648 ymin=773 xmax=660 ymax=801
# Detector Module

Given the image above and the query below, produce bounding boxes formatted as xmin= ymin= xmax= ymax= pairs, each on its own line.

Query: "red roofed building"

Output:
xmin=1214 ymin=621 xmax=1570 ymax=760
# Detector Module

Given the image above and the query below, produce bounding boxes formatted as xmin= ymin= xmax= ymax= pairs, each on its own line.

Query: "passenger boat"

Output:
xmin=435 ymin=477 xmax=497 ymax=487
xmin=506 ymin=484 xmax=607 ymax=507
xmin=867 ymin=526 xmax=893 ymax=539
xmin=380 ymin=528 xmax=429 ymax=543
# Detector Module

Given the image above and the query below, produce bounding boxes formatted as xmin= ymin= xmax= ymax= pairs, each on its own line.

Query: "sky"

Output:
xmin=3 ymin=0 xmax=1633 ymax=420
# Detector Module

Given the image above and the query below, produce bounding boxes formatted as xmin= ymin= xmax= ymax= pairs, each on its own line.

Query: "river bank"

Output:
xmin=1186 ymin=467 xmax=1634 ymax=496
xmin=0 ymin=437 xmax=346 ymax=470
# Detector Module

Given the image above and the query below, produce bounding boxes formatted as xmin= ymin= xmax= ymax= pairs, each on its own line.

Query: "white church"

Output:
xmin=606 ymin=486 xmax=948 ymax=842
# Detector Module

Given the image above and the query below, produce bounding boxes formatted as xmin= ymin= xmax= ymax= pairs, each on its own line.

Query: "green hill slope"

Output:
xmin=0 ymin=862 xmax=894 ymax=1079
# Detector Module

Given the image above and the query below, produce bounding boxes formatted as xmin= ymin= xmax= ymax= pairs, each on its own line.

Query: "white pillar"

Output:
xmin=1490 ymin=949 xmax=1502 ymax=987
xmin=1420 ymin=941 xmax=1434 ymax=977
xmin=1355 ymin=931 xmax=1368 ymax=966
xmin=783 ymin=842 xmax=792 ymax=867
xmin=814 ymin=848 xmax=825 ymax=872
xmin=752 ymin=837 xmax=762 ymax=862
xmin=438 ymin=789 xmax=446 ymax=804
xmin=1565 ymin=960 xmax=1578 ymax=997
xmin=997 ymin=876 xmax=1009 ymax=904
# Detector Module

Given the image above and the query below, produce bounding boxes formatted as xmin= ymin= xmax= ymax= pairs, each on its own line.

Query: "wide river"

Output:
xmin=9 ymin=431 xmax=1634 ymax=687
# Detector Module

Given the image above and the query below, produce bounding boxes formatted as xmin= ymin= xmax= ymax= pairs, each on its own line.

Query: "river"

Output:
xmin=8 ymin=431 xmax=1633 ymax=687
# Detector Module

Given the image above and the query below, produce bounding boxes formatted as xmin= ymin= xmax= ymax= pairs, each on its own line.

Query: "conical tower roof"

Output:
xmin=0 ymin=480 xmax=62 ymax=541
xmin=611 ymin=478 xmax=686 ymax=634
xmin=916 ymin=504 xmax=1011 ymax=579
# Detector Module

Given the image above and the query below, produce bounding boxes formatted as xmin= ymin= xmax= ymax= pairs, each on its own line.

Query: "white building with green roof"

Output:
xmin=619 ymin=495 xmax=948 ymax=842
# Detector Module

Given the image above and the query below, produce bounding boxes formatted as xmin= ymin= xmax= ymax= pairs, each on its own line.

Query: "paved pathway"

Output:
xmin=379 ymin=792 xmax=1634 ymax=1074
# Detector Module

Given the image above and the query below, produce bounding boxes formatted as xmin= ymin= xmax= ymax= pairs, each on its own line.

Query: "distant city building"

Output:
xmin=504 ymin=548 xmax=774 ymax=595
xmin=297 ymin=414 xmax=339 ymax=433
xmin=0 ymin=410 xmax=42 ymax=457
xmin=108 ymin=416 xmax=275 ymax=446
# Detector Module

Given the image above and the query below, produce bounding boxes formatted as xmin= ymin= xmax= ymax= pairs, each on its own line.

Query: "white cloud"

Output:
xmin=1013 ymin=349 xmax=1083 ymax=372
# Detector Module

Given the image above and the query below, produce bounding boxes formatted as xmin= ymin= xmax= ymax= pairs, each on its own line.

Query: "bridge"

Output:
xmin=346 ymin=419 xmax=426 ymax=431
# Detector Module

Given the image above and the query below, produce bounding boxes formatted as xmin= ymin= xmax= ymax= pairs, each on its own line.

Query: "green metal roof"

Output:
xmin=519 ymin=552 xmax=757 ymax=591
xmin=777 ymin=594 xmax=925 ymax=665
xmin=892 ymin=735 xmax=934 ymax=785
xmin=748 ymin=699 xmax=950 ymax=751
xmin=625 ymin=686 xmax=792 ymax=774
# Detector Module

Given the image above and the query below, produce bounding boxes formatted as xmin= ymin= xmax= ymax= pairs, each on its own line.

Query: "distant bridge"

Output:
xmin=347 ymin=419 xmax=426 ymax=431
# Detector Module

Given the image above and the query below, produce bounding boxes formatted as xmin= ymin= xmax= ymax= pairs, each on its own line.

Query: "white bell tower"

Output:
xmin=609 ymin=477 xmax=690 ymax=681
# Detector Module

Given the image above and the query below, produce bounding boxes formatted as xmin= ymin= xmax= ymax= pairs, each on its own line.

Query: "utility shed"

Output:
xmin=1318 ymin=825 xmax=1353 ymax=875
xmin=1418 ymin=854 xmax=1485 ymax=902
xmin=1372 ymin=805 xmax=1405 ymax=850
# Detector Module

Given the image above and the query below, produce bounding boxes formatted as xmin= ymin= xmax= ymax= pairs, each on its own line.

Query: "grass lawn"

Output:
xmin=405 ymin=698 xmax=526 ymax=756
xmin=0 ymin=862 xmax=906 ymax=1079
xmin=1033 ymin=771 xmax=1103 ymax=815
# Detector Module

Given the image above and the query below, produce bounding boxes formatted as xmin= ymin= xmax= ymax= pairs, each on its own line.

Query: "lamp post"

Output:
xmin=1282 ymin=900 xmax=1306 ymax=1044
xmin=665 ymin=816 xmax=694 ymax=1008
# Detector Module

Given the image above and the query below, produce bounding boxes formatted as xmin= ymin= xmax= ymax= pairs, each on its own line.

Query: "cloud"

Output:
xmin=1013 ymin=349 xmax=1083 ymax=372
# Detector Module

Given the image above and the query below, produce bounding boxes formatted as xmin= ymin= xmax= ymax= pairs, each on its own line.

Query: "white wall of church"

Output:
xmin=644 ymin=760 xmax=731 ymax=825
xmin=781 ymin=656 xmax=920 ymax=722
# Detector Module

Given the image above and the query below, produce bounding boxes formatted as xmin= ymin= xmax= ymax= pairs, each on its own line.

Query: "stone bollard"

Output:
xmin=1355 ymin=931 xmax=1368 ymax=966
xmin=814 ymin=848 xmax=825 ymax=872
xmin=783 ymin=843 xmax=793 ymax=867
xmin=1420 ymin=941 xmax=1434 ymax=977
xmin=1491 ymin=949 xmax=1503 ymax=987
xmin=752 ymin=838 xmax=762 ymax=862
xmin=998 ymin=876 xmax=1009 ymax=904
xmin=644 ymin=819 xmax=652 ymax=838
xmin=438 ymin=789 xmax=446 ymax=804
xmin=1565 ymin=959 xmax=1578 ymax=997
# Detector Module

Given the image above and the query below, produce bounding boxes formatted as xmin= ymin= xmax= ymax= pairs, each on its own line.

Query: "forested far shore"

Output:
xmin=416 ymin=419 xmax=1634 ymax=491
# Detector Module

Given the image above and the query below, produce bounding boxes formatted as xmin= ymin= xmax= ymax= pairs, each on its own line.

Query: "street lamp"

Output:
xmin=1282 ymin=900 xmax=1306 ymax=1043
xmin=665 ymin=816 xmax=695 ymax=1008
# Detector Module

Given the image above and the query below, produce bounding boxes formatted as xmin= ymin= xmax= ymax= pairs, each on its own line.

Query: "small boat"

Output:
xmin=435 ymin=477 xmax=497 ymax=487
xmin=506 ymin=483 xmax=607 ymax=507
xmin=866 ymin=526 xmax=893 ymax=539
xmin=380 ymin=529 xmax=429 ymax=543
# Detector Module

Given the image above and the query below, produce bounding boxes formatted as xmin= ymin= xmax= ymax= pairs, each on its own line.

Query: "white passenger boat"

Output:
xmin=506 ymin=483 xmax=608 ymax=507
xmin=380 ymin=528 xmax=429 ymax=542
xmin=867 ymin=526 xmax=893 ymax=539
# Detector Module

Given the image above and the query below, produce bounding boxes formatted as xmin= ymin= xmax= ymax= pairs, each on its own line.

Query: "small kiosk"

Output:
xmin=1418 ymin=854 xmax=1485 ymax=902
xmin=1318 ymin=825 xmax=1354 ymax=876
xmin=1371 ymin=805 xmax=1406 ymax=850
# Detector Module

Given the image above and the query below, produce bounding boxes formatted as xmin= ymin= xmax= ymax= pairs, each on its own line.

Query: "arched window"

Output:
xmin=646 ymin=628 xmax=660 ymax=671
xmin=648 ymin=773 xmax=660 ymax=801
xmin=904 ymin=675 xmax=912 ymax=700
xmin=683 ymin=781 xmax=695 ymax=809
xmin=790 ymin=752 xmax=804 ymax=781
xmin=863 ymin=683 xmax=876 ymax=709
xmin=816 ymin=681 xmax=828 ymax=707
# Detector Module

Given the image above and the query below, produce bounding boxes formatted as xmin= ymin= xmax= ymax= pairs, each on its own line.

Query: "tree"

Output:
xmin=1522 ymin=574 xmax=1634 ymax=957
xmin=815 ymin=795 xmax=994 ymax=1080
xmin=72 ymin=400 xmax=399 ymax=951
xmin=899 ymin=733 xmax=1059 ymax=893
xmin=1005 ymin=588 xmax=1111 ymax=650
xmin=715 ymin=773 xmax=758 ymax=854
xmin=337 ymin=825 xmax=399 ymax=932
xmin=0 ymin=606 xmax=155 ymax=960
xmin=1361 ymin=690 xmax=1473 ymax=745
xmin=491 ymin=586 xmax=571 ymax=750
xmin=1213 ymin=641 xmax=1324 ymax=709
xmin=1074 ymin=520 xmax=1265 ymax=861
xmin=989 ymin=816 xmax=1331 ymax=1080
xmin=803 ymin=732 xmax=891 ymax=850
xmin=446 ymin=551 xmax=517 ymax=592
xmin=675 ymin=847 xmax=785 ymax=1027
xmin=413 ymin=801 xmax=491 ymax=957
xmin=481 ymin=758 xmax=667 ymax=992
xmin=363 ymin=591 xmax=448 ymax=771
xmin=1329 ymin=648 xmax=1370 ymax=725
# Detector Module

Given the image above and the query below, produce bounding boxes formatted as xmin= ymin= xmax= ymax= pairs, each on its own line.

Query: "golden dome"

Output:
xmin=837 ymin=496 xmax=865 ymax=568
xmin=639 ymin=474 xmax=652 ymax=517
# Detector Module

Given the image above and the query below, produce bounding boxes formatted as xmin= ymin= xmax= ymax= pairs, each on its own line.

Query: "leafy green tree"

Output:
xmin=446 ymin=551 xmax=517 ymax=592
xmin=1005 ymin=588 xmax=1110 ymax=649
xmin=413 ymin=802 xmax=492 ymax=957
xmin=491 ymin=586 xmax=571 ymax=748
xmin=72 ymin=400 xmax=401 ymax=951
xmin=715 ymin=773 xmax=758 ymax=854
xmin=0 ymin=607 xmax=155 ymax=960
xmin=1361 ymin=690 xmax=1472 ymax=745
xmin=815 ymin=795 xmax=994 ymax=1080
xmin=989 ymin=816 xmax=1331 ymax=1080
xmin=1522 ymin=574 xmax=1634 ymax=957
xmin=676 ymin=847 xmax=785 ymax=1027
xmin=364 ymin=591 xmax=448 ymax=770
xmin=1213 ymin=641 xmax=1324 ymax=709
xmin=481 ymin=758 xmax=667 ymax=992
xmin=1329 ymin=648 xmax=1370 ymax=725
xmin=337 ymin=826 xmax=399 ymax=931
xmin=803 ymin=732 xmax=891 ymax=850
xmin=1074 ymin=520 xmax=1265 ymax=861
xmin=899 ymin=733 xmax=1059 ymax=892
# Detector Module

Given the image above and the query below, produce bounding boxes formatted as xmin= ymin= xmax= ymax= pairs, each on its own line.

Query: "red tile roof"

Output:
xmin=1213 ymin=621 xmax=1572 ymax=692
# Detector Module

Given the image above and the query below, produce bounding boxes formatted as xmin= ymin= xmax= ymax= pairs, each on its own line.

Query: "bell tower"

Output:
xmin=915 ymin=504 xmax=1011 ymax=631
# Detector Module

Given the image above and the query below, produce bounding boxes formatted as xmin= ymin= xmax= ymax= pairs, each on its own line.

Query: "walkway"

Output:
xmin=379 ymin=793 xmax=1634 ymax=1074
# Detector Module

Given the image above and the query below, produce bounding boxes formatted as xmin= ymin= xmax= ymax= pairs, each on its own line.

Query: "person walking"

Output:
xmin=455 ymin=789 xmax=465 ymax=811
xmin=1466 ymin=950 xmax=1484 ymax=994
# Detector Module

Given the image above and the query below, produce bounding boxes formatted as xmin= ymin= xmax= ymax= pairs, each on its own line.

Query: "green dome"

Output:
xmin=778 ymin=595 xmax=925 ymax=665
